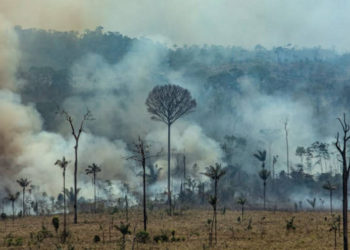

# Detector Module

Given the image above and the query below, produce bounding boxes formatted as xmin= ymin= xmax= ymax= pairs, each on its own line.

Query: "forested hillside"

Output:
xmin=12 ymin=27 xmax=350 ymax=208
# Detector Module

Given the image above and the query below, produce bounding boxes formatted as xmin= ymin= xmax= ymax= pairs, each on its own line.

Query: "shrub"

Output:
xmin=135 ymin=231 xmax=150 ymax=243
xmin=286 ymin=216 xmax=296 ymax=231
xmin=4 ymin=233 xmax=23 ymax=247
xmin=153 ymin=232 xmax=169 ymax=243
xmin=170 ymin=230 xmax=182 ymax=242
xmin=93 ymin=235 xmax=101 ymax=243
xmin=246 ymin=218 xmax=253 ymax=230
xmin=52 ymin=217 xmax=60 ymax=233
xmin=1 ymin=213 xmax=7 ymax=220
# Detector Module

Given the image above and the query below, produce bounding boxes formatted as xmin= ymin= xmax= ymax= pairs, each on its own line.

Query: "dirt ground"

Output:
xmin=0 ymin=209 xmax=344 ymax=249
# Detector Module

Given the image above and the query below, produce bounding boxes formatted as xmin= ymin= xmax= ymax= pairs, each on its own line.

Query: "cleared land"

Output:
xmin=0 ymin=209 xmax=344 ymax=249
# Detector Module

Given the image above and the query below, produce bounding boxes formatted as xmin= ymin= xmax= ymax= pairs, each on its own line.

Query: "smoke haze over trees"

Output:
xmin=1 ymin=1 xmax=350 ymax=212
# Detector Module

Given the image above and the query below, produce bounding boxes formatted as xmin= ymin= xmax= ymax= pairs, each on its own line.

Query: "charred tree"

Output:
xmin=335 ymin=113 xmax=350 ymax=250
xmin=59 ymin=109 xmax=93 ymax=224
xmin=128 ymin=136 xmax=160 ymax=231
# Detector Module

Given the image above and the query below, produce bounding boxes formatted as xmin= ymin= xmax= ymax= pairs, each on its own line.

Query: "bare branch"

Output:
xmin=145 ymin=84 xmax=196 ymax=126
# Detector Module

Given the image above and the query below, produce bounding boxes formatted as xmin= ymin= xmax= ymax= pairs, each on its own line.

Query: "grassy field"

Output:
xmin=0 ymin=209 xmax=344 ymax=249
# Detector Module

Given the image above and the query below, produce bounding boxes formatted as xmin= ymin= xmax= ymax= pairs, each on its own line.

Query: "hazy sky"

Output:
xmin=0 ymin=0 xmax=349 ymax=50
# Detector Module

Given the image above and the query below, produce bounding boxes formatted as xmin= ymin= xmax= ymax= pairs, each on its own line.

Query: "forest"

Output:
xmin=0 ymin=25 xmax=350 ymax=249
xmin=12 ymin=27 xmax=349 ymax=207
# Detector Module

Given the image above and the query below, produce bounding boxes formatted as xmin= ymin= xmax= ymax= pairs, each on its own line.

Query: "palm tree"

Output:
xmin=85 ymin=163 xmax=101 ymax=213
xmin=259 ymin=169 xmax=270 ymax=209
xmin=55 ymin=156 xmax=70 ymax=242
xmin=64 ymin=187 xmax=81 ymax=208
xmin=254 ymin=150 xmax=270 ymax=209
xmin=254 ymin=150 xmax=267 ymax=168
xmin=323 ymin=181 xmax=337 ymax=214
xmin=5 ymin=190 xmax=20 ymax=222
xmin=237 ymin=197 xmax=247 ymax=219
xmin=115 ymin=222 xmax=131 ymax=250
xmin=202 ymin=163 xmax=226 ymax=245
xmin=16 ymin=178 xmax=31 ymax=216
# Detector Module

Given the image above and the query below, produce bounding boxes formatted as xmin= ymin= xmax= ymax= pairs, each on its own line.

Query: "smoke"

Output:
xmin=0 ymin=1 xmax=346 ymax=209
xmin=1 ymin=0 xmax=350 ymax=50
xmin=0 ymin=12 xmax=223 ymax=199
xmin=61 ymin=40 xmax=225 ymax=181
xmin=0 ymin=14 xmax=132 ymax=198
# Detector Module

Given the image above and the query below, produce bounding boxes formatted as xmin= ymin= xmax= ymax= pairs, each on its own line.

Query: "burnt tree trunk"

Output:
xmin=330 ymin=189 xmax=333 ymax=214
xmin=335 ymin=114 xmax=350 ymax=250
xmin=63 ymin=168 xmax=67 ymax=243
xmin=74 ymin=140 xmax=78 ymax=224
xmin=167 ymin=123 xmax=172 ymax=215
xmin=142 ymin=158 xmax=147 ymax=231
xmin=22 ymin=188 xmax=25 ymax=216
xmin=263 ymin=181 xmax=266 ymax=210
xmin=214 ymin=178 xmax=218 ymax=244
xmin=93 ymin=172 xmax=96 ymax=213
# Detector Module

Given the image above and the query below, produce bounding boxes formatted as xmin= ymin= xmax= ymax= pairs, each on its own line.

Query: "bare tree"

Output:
xmin=58 ymin=109 xmax=93 ymax=224
xmin=16 ymin=178 xmax=31 ymax=216
xmin=202 ymin=163 xmax=226 ymax=245
xmin=85 ymin=163 xmax=101 ymax=213
xmin=127 ymin=137 xmax=160 ymax=231
xmin=146 ymin=84 xmax=196 ymax=214
xmin=335 ymin=113 xmax=350 ymax=250
xmin=55 ymin=156 xmax=70 ymax=242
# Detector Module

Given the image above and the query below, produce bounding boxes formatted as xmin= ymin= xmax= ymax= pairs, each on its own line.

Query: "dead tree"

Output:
xmin=127 ymin=136 xmax=160 ymax=231
xmin=59 ymin=109 xmax=93 ymax=224
xmin=85 ymin=163 xmax=102 ymax=213
xmin=146 ymin=84 xmax=196 ymax=215
xmin=55 ymin=156 xmax=70 ymax=243
xmin=335 ymin=113 xmax=350 ymax=250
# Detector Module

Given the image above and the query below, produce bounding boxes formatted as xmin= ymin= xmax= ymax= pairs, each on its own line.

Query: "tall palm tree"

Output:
xmin=16 ymin=178 xmax=31 ymax=216
xmin=5 ymin=190 xmax=20 ymax=222
xmin=237 ymin=196 xmax=247 ymax=219
xmin=254 ymin=150 xmax=270 ymax=209
xmin=254 ymin=150 xmax=267 ymax=168
xmin=259 ymin=169 xmax=270 ymax=209
xmin=55 ymin=156 xmax=70 ymax=243
xmin=85 ymin=163 xmax=101 ymax=213
xmin=64 ymin=187 xmax=80 ymax=207
xmin=202 ymin=163 xmax=226 ymax=245
xmin=323 ymin=181 xmax=337 ymax=214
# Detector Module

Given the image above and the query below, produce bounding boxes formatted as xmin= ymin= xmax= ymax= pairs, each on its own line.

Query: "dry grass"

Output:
xmin=0 ymin=209 xmax=345 ymax=249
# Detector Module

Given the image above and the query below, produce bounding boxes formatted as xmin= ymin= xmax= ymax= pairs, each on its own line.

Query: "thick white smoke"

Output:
xmin=0 ymin=13 xmax=224 ymax=200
